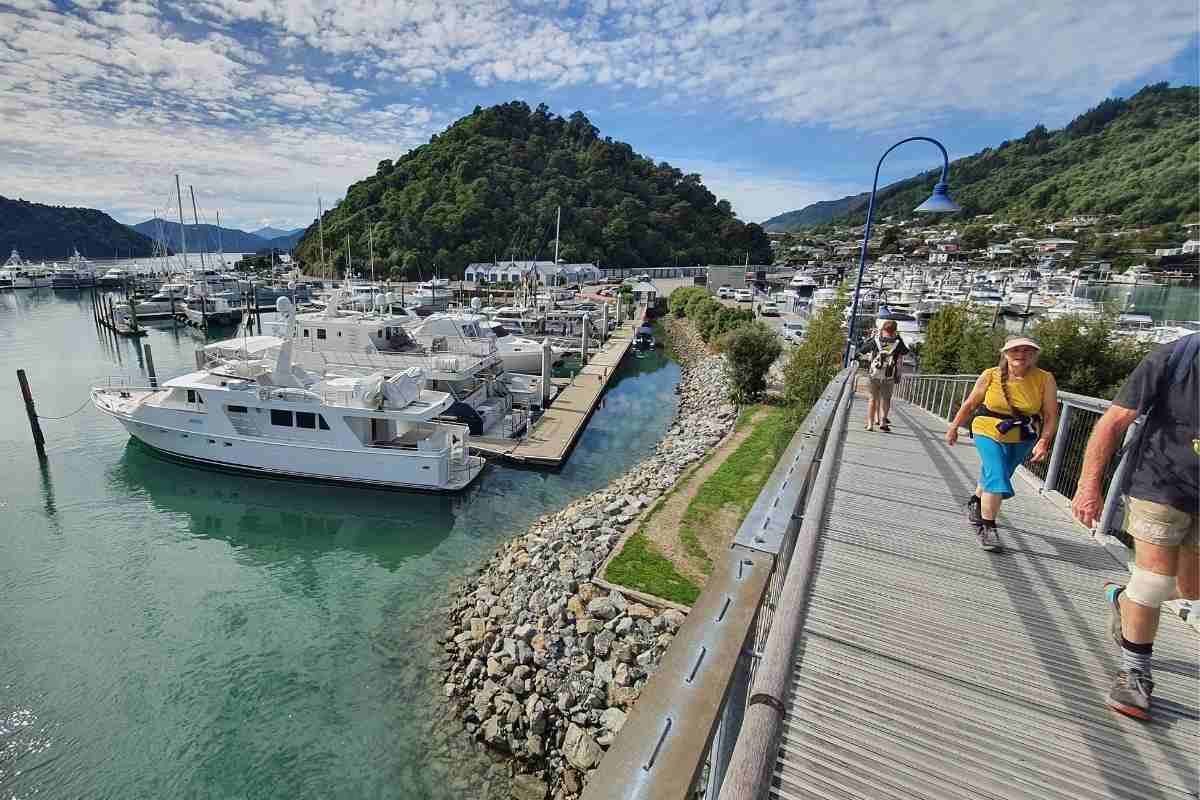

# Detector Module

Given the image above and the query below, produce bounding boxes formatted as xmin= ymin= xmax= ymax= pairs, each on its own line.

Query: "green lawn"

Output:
xmin=603 ymin=403 xmax=797 ymax=606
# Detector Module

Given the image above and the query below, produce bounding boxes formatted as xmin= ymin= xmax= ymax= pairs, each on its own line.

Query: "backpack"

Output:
xmin=868 ymin=336 xmax=900 ymax=381
xmin=1120 ymin=332 xmax=1199 ymax=492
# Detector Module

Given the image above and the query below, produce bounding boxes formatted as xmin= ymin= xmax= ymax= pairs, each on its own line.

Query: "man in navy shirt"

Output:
xmin=1073 ymin=334 xmax=1199 ymax=721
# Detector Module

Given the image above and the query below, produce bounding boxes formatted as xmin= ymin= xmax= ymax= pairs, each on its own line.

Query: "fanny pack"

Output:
xmin=976 ymin=405 xmax=1042 ymax=442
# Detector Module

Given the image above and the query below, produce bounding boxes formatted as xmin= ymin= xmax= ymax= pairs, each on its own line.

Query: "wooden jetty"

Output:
xmin=470 ymin=312 xmax=643 ymax=466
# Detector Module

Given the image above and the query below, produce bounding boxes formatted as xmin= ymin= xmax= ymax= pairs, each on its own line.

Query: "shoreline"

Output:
xmin=436 ymin=317 xmax=735 ymax=800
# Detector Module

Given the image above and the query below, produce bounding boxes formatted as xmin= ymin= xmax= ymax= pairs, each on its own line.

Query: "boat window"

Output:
xmin=186 ymin=390 xmax=204 ymax=404
xmin=318 ymin=415 xmax=330 ymax=430
xmin=302 ymin=329 xmax=310 ymax=337
xmin=296 ymin=411 xmax=317 ymax=429
xmin=316 ymin=329 xmax=326 ymax=340
xmin=228 ymin=405 xmax=248 ymax=413
xmin=271 ymin=409 xmax=293 ymax=427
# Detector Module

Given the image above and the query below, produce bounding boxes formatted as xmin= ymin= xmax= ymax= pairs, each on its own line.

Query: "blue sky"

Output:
xmin=0 ymin=0 xmax=1196 ymax=233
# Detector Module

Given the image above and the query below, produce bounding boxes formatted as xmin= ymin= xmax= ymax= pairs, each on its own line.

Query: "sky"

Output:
xmin=0 ymin=0 xmax=1197 ymax=234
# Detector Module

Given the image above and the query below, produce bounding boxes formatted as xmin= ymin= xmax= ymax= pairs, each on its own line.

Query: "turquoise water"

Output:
xmin=0 ymin=289 xmax=680 ymax=799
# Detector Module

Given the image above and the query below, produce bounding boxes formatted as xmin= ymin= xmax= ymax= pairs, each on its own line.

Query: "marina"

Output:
xmin=0 ymin=286 xmax=681 ymax=799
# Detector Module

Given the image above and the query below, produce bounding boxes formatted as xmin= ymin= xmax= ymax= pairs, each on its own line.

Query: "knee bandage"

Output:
xmin=1124 ymin=565 xmax=1176 ymax=608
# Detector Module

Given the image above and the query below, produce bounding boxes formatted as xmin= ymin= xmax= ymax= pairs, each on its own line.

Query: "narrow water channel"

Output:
xmin=0 ymin=288 xmax=680 ymax=799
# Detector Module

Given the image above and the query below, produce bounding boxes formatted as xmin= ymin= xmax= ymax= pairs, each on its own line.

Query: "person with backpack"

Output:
xmin=1071 ymin=333 xmax=1199 ymax=722
xmin=945 ymin=336 xmax=1058 ymax=551
xmin=857 ymin=319 xmax=908 ymax=432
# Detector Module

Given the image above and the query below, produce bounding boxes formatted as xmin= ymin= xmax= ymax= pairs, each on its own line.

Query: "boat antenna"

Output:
xmin=317 ymin=195 xmax=326 ymax=282
xmin=215 ymin=209 xmax=225 ymax=269
xmin=175 ymin=175 xmax=188 ymax=270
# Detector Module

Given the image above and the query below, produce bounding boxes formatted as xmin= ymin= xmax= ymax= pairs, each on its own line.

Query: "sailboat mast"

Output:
xmin=346 ymin=234 xmax=352 ymax=282
xmin=317 ymin=196 xmax=326 ymax=281
xmin=175 ymin=175 xmax=188 ymax=269
xmin=554 ymin=205 xmax=561 ymax=264
xmin=215 ymin=209 xmax=225 ymax=268
xmin=369 ymin=225 xmax=375 ymax=285
xmin=189 ymin=186 xmax=206 ymax=269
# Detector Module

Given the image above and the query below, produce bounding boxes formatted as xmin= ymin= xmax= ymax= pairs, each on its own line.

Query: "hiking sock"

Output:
xmin=1119 ymin=637 xmax=1152 ymax=676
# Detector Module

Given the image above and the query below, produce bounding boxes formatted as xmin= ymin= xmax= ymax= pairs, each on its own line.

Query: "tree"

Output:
xmin=783 ymin=292 xmax=848 ymax=419
xmin=920 ymin=303 xmax=1003 ymax=374
xmin=722 ymin=322 xmax=782 ymax=403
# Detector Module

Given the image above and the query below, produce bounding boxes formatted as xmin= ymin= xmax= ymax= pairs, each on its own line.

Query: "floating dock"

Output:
xmin=470 ymin=313 xmax=643 ymax=466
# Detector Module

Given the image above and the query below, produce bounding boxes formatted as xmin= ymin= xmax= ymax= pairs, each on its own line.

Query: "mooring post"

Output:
xmin=581 ymin=313 xmax=590 ymax=364
xmin=143 ymin=343 xmax=158 ymax=388
xmin=541 ymin=338 xmax=553 ymax=408
xmin=16 ymin=369 xmax=46 ymax=459
xmin=600 ymin=302 xmax=609 ymax=343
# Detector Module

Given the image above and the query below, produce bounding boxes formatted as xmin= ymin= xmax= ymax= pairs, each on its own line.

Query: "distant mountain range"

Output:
xmin=763 ymin=82 xmax=1198 ymax=231
xmin=129 ymin=219 xmax=305 ymax=253
xmin=1 ymin=195 xmax=157 ymax=260
xmin=762 ymin=193 xmax=870 ymax=232
xmin=252 ymin=226 xmax=304 ymax=240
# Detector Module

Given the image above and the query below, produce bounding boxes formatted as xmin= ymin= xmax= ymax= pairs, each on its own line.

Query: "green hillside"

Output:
xmin=852 ymin=83 xmax=1199 ymax=224
xmin=294 ymin=101 xmax=773 ymax=276
xmin=762 ymin=192 xmax=869 ymax=232
xmin=0 ymin=196 xmax=157 ymax=261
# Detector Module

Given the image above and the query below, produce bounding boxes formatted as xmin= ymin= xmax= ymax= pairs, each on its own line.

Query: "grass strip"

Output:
xmin=603 ymin=529 xmax=701 ymax=606
xmin=678 ymin=404 xmax=798 ymax=576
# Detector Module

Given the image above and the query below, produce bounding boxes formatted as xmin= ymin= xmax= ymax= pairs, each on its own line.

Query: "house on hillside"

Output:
xmin=987 ymin=244 xmax=1014 ymax=260
xmin=1037 ymin=238 xmax=1077 ymax=253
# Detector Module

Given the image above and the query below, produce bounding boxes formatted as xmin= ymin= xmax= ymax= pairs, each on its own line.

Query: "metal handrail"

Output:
xmin=580 ymin=367 xmax=855 ymax=800
xmin=900 ymin=372 xmax=1132 ymax=538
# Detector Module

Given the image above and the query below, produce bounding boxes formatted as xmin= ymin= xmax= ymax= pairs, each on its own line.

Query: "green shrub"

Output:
xmin=685 ymin=291 xmax=716 ymax=319
xmin=707 ymin=307 xmax=756 ymax=345
xmin=1029 ymin=314 xmax=1154 ymax=397
xmin=722 ymin=322 xmax=783 ymax=403
xmin=689 ymin=296 xmax=724 ymax=338
xmin=919 ymin=303 xmax=1004 ymax=374
xmin=783 ymin=292 xmax=848 ymax=418
xmin=669 ymin=286 xmax=708 ymax=317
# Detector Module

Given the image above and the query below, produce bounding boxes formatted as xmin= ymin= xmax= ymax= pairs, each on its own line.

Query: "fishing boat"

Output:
xmin=633 ymin=324 xmax=656 ymax=353
xmin=92 ymin=299 xmax=485 ymax=492
xmin=98 ymin=267 xmax=130 ymax=288
xmin=51 ymin=248 xmax=97 ymax=288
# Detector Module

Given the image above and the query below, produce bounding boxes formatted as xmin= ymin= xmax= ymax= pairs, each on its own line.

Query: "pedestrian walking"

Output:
xmin=946 ymin=336 xmax=1058 ymax=551
xmin=1071 ymin=333 xmax=1199 ymax=721
xmin=857 ymin=319 xmax=907 ymax=431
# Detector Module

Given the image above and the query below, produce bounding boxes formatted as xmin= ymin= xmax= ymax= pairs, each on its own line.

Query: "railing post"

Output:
xmin=1097 ymin=419 xmax=1141 ymax=537
xmin=936 ymin=380 xmax=947 ymax=418
xmin=1042 ymin=402 xmax=1073 ymax=494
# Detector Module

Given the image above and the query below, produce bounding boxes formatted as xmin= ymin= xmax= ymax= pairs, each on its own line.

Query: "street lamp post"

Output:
xmin=842 ymin=136 xmax=961 ymax=367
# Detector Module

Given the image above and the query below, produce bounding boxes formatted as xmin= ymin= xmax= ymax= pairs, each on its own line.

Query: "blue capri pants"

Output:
xmin=974 ymin=435 xmax=1036 ymax=499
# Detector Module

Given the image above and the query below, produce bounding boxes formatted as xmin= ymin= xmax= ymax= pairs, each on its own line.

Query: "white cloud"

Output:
xmin=0 ymin=0 xmax=1194 ymax=228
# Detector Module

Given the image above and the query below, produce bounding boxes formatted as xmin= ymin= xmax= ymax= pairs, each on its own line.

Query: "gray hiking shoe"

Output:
xmin=1104 ymin=582 xmax=1124 ymax=647
xmin=1107 ymin=670 xmax=1154 ymax=721
xmin=966 ymin=496 xmax=982 ymax=525
xmin=975 ymin=523 xmax=1001 ymax=552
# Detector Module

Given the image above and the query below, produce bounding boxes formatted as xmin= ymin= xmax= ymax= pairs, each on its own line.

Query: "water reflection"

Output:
xmin=111 ymin=442 xmax=457 ymax=570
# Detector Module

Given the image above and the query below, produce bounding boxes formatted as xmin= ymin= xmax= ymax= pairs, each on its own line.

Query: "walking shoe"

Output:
xmin=975 ymin=523 xmax=1001 ymax=552
xmin=966 ymin=496 xmax=983 ymax=525
xmin=1107 ymin=670 xmax=1154 ymax=721
xmin=879 ymin=423 xmax=891 ymax=432
xmin=883 ymin=416 xmax=891 ymax=425
xmin=1104 ymin=582 xmax=1124 ymax=647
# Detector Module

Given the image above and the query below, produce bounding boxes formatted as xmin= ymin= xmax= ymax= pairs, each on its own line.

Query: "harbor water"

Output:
xmin=0 ymin=288 xmax=681 ymax=799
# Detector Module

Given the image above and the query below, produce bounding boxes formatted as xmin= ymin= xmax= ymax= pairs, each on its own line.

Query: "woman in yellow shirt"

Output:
xmin=947 ymin=336 xmax=1059 ymax=551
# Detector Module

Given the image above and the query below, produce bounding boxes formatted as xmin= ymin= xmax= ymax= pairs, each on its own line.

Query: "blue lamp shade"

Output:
xmin=913 ymin=181 xmax=961 ymax=213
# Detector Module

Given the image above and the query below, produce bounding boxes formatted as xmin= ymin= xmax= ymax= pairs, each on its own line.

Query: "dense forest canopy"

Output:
xmin=0 ymin=196 xmax=157 ymax=260
xmin=845 ymin=84 xmax=1199 ymax=225
xmin=294 ymin=102 xmax=773 ymax=277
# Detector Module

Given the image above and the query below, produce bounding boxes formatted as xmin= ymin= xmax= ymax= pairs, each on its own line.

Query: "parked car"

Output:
xmin=717 ymin=285 xmax=733 ymax=298
xmin=759 ymin=300 xmax=780 ymax=316
xmin=735 ymin=288 xmax=753 ymax=302
xmin=781 ymin=320 xmax=807 ymax=344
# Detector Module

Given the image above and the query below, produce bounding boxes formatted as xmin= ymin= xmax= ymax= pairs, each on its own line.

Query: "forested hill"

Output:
xmin=849 ymin=84 xmax=1199 ymax=224
xmin=0 ymin=196 xmax=157 ymax=260
xmin=294 ymin=102 xmax=773 ymax=275
xmin=762 ymin=192 xmax=869 ymax=232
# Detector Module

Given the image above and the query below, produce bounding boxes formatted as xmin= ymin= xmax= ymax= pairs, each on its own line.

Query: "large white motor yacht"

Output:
xmin=92 ymin=299 xmax=485 ymax=492
xmin=2 ymin=250 xmax=53 ymax=288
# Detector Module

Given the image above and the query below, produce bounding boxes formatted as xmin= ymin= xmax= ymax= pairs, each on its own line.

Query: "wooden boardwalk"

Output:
xmin=471 ymin=315 xmax=640 ymax=466
xmin=772 ymin=388 xmax=1199 ymax=800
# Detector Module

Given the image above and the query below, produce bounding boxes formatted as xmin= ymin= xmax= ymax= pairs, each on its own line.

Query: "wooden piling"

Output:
xmin=16 ymin=369 xmax=47 ymax=459
xmin=143 ymin=344 xmax=158 ymax=388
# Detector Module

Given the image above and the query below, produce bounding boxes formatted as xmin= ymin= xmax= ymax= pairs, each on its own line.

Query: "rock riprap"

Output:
xmin=438 ymin=318 xmax=735 ymax=800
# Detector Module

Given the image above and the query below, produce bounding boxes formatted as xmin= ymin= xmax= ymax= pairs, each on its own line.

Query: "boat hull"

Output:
xmin=98 ymin=404 xmax=485 ymax=492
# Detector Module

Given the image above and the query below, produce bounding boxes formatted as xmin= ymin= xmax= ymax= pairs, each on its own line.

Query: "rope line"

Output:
xmin=36 ymin=398 xmax=94 ymax=420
